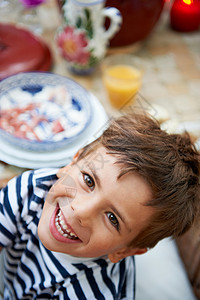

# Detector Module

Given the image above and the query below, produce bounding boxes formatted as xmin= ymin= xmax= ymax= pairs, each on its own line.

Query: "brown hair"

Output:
xmin=77 ymin=113 xmax=200 ymax=249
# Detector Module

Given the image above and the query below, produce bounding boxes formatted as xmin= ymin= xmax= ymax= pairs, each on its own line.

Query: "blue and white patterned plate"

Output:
xmin=0 ymin=72 xmax=92 ymax=151
xmin=0 ymin=92 xmax=108 ymax=168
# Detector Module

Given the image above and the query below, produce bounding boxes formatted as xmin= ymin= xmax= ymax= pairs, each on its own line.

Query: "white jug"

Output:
xmin=56 ymin=0 xmax=122 ymax=75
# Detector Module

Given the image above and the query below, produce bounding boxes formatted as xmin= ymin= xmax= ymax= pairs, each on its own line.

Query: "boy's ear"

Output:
xmin=108 ymin=247 xmax=148 ymax=263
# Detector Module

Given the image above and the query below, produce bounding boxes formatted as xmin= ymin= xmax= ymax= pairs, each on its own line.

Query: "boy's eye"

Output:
xmin=106 ymin=212 xmax=119 ymax=231
xmin=83 ymin=173 xmax=95 ymax=190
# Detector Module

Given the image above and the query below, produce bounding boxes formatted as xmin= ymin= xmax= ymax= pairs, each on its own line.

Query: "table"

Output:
xmin=0 ymin=0 xmax=200 ymax=188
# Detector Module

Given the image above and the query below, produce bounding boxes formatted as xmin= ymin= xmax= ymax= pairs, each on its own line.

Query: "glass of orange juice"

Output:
xmin=101 ymin=54 xmax=144 ymax=109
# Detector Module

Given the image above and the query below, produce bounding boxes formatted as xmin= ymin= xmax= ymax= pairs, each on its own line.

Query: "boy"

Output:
xmin=0 ymin=113 xmax=199 ymax=299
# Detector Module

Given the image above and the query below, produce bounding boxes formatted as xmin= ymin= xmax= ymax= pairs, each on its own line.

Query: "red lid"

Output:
xmin=0 ymin=23 xmax=52 ymax=80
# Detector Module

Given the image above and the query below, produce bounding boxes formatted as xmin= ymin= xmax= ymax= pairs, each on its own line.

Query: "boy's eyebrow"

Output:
xmin=87 ymin=163 xmax=102 ymax=188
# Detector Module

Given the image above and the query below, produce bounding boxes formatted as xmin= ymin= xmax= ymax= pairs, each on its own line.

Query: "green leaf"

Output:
xmin=76 ymin=17 xmax=82 ymax=28
xmin=89 ymin=55 xmax=98 ymax=67
xmin=84 ymin=8 xmax=90 ymax=20
xmin=84 ymin=8 xmax=93 ymax=39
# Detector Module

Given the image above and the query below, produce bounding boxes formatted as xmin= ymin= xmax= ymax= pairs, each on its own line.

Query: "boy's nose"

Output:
xmin=71 ymin=196 xmax=98 ymax=226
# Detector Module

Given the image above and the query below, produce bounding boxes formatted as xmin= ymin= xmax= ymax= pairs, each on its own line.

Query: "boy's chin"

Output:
xmin=37 ymin=229 xmax=59 ymax=253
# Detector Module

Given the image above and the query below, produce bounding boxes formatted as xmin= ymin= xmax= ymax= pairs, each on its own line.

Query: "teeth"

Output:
xmin=60 ymin=220 xmax=65 ymax=226
xmin=70 ymin=232 xmax=76 ymax=237
xmin=55 ymin=209 xmax=78 ymax=240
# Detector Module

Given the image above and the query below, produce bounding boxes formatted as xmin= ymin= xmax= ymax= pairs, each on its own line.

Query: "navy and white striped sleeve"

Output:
xmin=0 ymin=168 xmax=58 ymax=248
xmin=0 ymin=170 xmax=33 ymax=247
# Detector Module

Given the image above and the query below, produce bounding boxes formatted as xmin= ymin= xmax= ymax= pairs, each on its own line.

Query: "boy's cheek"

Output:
xmin=45 ymin=184 xmax=77 ymax=208
xmin=45 ymin=187 xmax=57 ymax=205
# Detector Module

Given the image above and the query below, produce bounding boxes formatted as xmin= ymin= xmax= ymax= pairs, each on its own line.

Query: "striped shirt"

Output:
xmin=0 ymin=169 xmax=135 ymax=299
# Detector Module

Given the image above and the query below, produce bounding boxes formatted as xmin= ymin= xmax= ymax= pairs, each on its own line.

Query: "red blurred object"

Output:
xmin=0 ymin=23 xmax=52 ymax=80
xmin=170 ymin=0 xmax=200 ymax=32
xmin=105 ymin=0 xmax=165 ymax=47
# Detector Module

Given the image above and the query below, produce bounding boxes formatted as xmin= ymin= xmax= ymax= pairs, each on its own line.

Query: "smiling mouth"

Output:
xmin=55 ymin=209 xmax=79 ymax=240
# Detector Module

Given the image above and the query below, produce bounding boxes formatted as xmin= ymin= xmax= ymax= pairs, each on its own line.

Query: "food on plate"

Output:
xmin=0 ymin=85 xmax=86 ymax=142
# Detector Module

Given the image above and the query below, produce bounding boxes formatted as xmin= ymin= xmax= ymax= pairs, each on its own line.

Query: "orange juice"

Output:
xmin=103 ymin=65 xmax=142 ymax=109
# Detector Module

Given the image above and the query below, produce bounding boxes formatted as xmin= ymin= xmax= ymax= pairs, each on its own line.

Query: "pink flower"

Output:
xmin=56 ymin=26 xmax=90 ymax=65
xmin=19 ymin=0 xmax=46 ymax=8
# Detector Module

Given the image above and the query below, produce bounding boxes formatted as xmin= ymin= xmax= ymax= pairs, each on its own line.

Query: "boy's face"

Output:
xmin=38 ymin=146 xmax=154 ymax=262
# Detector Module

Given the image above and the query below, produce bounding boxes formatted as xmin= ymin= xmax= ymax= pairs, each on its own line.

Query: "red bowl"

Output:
xmin=0 ymin=23 xmax=52 ymax=80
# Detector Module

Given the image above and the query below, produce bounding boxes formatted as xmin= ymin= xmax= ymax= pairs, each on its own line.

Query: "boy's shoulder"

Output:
xmin=30 ymin=167 xmax=59 ymax=181
xmin=31 ymin=168 xmax=59 ymax=187
xmin=15 ymin=168 xmax=59 ymax=194
xmin=21 ymin=168 xmax=59 ymax=211
xmin=1 ymin=168 xmax=58 ymax=226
